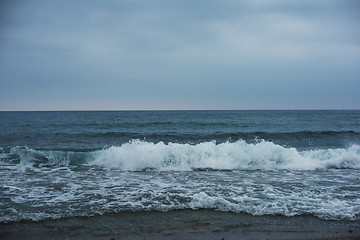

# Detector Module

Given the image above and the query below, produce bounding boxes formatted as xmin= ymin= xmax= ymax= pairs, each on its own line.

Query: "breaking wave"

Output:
xmin=1 ymin=140 xmax=360 ymax=171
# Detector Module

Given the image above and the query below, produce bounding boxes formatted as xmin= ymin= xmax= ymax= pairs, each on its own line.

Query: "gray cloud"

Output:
xmin=1 ymin=0 xmax=359 ymax=110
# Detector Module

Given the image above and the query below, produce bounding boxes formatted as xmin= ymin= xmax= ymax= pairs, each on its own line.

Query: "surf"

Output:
xmin=2 ymin=140 xmax=360 ymax=171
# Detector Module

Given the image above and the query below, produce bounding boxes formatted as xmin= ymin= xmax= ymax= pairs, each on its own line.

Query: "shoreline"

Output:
xmin=1 ymin=210 xmax=359 ymax=240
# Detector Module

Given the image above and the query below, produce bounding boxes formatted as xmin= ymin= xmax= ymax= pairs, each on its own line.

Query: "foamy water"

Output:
xmin=3 ymin=140 xmax=360 ymax=171
xmin=1 ymin=111 xmax=360 ymax=223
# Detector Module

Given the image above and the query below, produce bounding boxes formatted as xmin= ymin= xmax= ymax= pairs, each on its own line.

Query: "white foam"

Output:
xmin=3 ymin=140 xmax=360 ymax=171
xmin=0 ymin=149 xmax=360 ymax=222
xmin=91 ymin=140 xmax=360 ymax=171
xmin=188 ymin=190 xmax=359 ymax=220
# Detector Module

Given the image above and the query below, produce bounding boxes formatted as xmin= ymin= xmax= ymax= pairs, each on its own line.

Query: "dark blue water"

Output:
xmin=1 ymin=110 xmax=360 ymax=223
xmin=1 ymin=110 xmax=359 ymax=149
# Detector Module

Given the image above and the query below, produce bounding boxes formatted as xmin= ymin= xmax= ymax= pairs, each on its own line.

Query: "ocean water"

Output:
xmin=0 ymin=110 xmax=360 ymax=224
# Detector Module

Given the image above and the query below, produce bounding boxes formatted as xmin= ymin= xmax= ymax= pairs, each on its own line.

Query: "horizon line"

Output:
xmin=1 ymin=108 xmax=359 ymax=112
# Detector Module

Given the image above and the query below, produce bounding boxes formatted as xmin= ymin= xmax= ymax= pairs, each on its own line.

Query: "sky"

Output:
xmin=0 ymin=0 xmax=359 ymax=110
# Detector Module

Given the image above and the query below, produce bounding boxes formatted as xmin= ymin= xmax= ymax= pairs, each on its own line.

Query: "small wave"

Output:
xmin=1 ymin=140 xmax=360 ymax=171
xmin=189 ymin=191 xmax=360 ymax=220
xmin=0 ymin=146 xmax=91 ymax=167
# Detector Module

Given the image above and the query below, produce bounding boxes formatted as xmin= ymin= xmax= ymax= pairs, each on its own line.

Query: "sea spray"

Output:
xmin=2 ymin=140 xmax=360 ymax=171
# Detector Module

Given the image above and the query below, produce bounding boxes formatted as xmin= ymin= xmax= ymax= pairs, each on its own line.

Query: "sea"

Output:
xmin=1 ymin=110 xmax=360 ymax=231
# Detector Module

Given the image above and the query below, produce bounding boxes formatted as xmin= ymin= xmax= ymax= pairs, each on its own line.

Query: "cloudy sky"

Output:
xmin=0 ymin=0 xmax=359 ymax=110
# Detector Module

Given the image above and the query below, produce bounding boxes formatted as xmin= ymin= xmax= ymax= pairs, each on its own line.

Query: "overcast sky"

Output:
xmin=0 ymin=0 xmax=359 ymax=110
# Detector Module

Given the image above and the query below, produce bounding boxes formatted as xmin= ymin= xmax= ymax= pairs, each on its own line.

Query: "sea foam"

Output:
xmin=3 ymin=140 xmax=358 ymax=171
xmin=91 ymin=140 xmax=360 ymax=170
xmin=1 ymin=140 xmax=360 ymax=222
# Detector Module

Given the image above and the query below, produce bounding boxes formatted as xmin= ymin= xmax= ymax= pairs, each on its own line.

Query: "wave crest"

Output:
xmin=91 ymin=140 xmax=360 ymax=170
xmin=2 ymin=140 xmax=359 ymax=171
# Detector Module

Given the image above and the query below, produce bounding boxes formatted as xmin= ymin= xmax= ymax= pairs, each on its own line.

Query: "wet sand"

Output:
xmin=1 ymin=210 xmax=359 ymax=240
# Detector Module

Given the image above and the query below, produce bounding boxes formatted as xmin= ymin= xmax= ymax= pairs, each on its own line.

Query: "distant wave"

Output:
xmin=2 ymin=140 xmax=360 ymax=171
xmin=84 ymin=130 xmax=360 ymax=142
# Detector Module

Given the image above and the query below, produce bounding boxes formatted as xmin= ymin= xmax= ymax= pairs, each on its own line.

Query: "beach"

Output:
xmin=2 ymin=0 xmax=360 ymax=237
xmin=1 ymin=210 xmax=359 ymax=240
